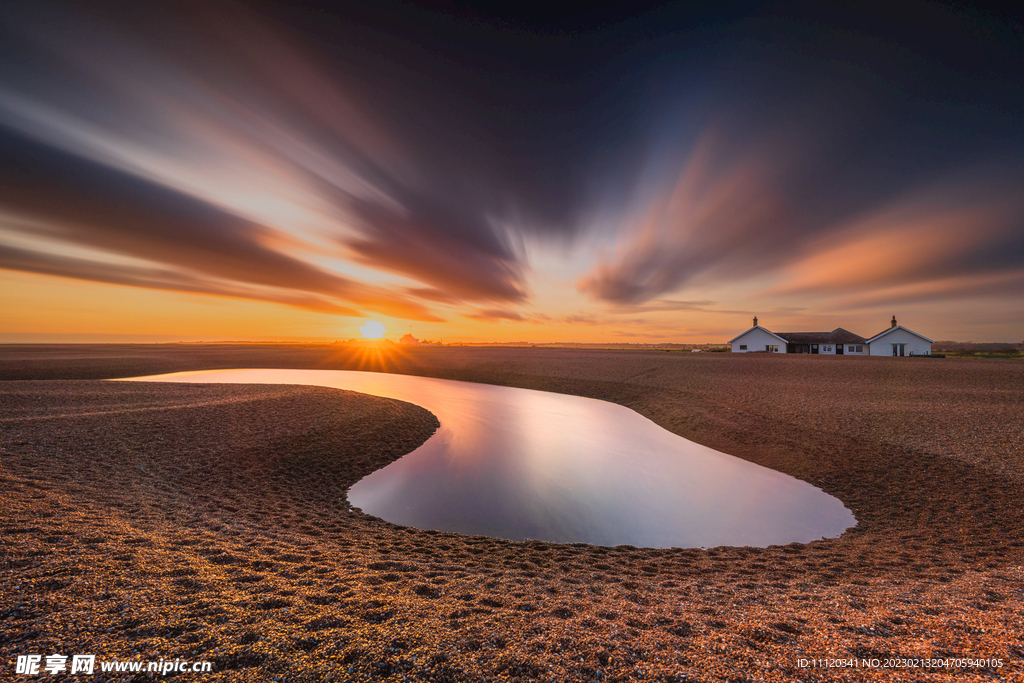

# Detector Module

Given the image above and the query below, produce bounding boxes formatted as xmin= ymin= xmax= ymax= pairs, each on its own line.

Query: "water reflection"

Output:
xmin=122 ymin=369 xmax=855 ymax=548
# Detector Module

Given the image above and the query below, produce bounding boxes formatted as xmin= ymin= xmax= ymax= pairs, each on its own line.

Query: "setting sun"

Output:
xmin=358 ymin=320 xmax=386 ymax=339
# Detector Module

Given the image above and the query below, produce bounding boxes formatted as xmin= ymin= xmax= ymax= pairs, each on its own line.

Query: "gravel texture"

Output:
xmin=1 ymin=345 xmax=1022 ymax=682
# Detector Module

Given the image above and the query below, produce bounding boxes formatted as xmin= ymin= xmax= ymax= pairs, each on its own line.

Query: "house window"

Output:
xmin=739 ymin=344 xmax=747 ymax=350
xmin=823 ymin=345 xmax=832 ymax=352
xmin=765 ymin=344 xmax=778 ymax=353
xmin=849 ymin=345 xmax=855 ymax=352
xmin=856 ymin=345 xmax=863 ymax=352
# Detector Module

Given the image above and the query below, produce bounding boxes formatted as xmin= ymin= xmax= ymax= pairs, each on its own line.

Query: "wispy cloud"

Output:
xmin=0 ymin=134 xmax=443 ymax=320
xmin=463 ymin=308 xmax=550 ymax=323
xmin=0 ymin=243 xmax=363 ymax=316
xmin=345 ymin=196 xmax=528 ymax=303
xmin=606 ymin=299 xmax=749 ymax=315
xmin=0 ymin=2 xmax=531 ymax=319
xmin=0 ymin=2 xmax=1022 ymax=341
xmin=768 ymin=178 xmax=1024 ymax=305
xmin=578 ymin=129 xmax=1024 ymax=320
xmin=577 ymin=134 xmax=799 ymax=304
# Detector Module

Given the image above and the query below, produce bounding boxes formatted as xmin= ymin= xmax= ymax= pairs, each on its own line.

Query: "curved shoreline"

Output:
xmin=125 ymin=368 xmax=855 ymax=548
xmin=2 ymin=345 xmax=1022 ymax=681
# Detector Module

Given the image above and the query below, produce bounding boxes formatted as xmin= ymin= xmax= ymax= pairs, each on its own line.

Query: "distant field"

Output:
xmin=938 ymin=351 xmax=1022 ymax=359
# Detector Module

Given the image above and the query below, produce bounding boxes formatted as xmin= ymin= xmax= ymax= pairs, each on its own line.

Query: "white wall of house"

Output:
xmin=731 ymin=328 xmax=787 ymax=353
xmin=818 ymin=344 xmax=837 ymax=355
xmin=868 ymin=328 xmax=932 ymax=356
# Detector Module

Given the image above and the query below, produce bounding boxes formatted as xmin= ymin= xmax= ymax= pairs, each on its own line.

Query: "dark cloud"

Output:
xmin=0 ymin=132 xmax=443 ymax=320
xmin=568 ymin=4 xmax=1024 ymax=307
xmin=346 ymin=195 xmax=528 ymax=303
xmin=0 ymin=244 xmax=362 ymax=315
xmin=0 ymin=1 xmax=540 ymax=316
xmin=576 ymin=135 xmax=803 ymax=304
xmin=0 ymin=0 xmax=1022 ymax=331
xmin=578 ymin=134 xmax=1024 ymax=307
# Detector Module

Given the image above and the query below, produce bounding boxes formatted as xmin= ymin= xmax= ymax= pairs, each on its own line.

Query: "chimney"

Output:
xmin=753 ymin=316 xmax=758 ymax=327
xmin=891 ymin=315 xmax=897 ymax=329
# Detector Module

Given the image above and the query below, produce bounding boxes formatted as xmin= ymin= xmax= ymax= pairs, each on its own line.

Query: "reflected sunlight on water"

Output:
xmin=121 ymin=369 xmax=855 ymax=548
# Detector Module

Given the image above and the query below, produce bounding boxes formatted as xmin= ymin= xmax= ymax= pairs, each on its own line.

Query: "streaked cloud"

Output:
xmin=0 ymin=1 xmax=532 ymax=321
xmin=577 ymin=134 xmax=796 ymax=304
xmin=464 ymin=308 xmax=532 ymax=323
xmin=0 ymin=243 xmax=362 ymax=316
xmin=0 ymin=1 xmax=1022 ymax=341
xmin=771 ymin=182 xmax=1024 ymax=304
xmin=579 ymin=133 xmax=1024 ymax=321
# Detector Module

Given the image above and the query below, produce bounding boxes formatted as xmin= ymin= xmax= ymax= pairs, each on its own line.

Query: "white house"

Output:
xmin=727 ymin=317 xmax=789 ymax=353
xmin=729 ymin=316 xmax=932 ymax=356
xmin=864 ymin=318 xmax=934 ymax=356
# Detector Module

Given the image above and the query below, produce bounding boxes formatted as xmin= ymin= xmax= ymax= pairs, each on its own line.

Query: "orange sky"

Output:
xmin=3 ymin=264 xmax=1019 ymax=345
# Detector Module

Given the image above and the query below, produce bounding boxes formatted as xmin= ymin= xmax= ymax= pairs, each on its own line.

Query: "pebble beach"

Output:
xmin=1 ymin=345 xmax=1022 ymax=681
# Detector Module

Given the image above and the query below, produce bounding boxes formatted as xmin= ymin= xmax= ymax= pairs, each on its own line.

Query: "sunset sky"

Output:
xmin=1 ymin=1 xmax=1022 ymax=343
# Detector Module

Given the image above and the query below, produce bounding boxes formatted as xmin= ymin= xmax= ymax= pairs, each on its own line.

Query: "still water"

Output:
xmin=123 ymin=369 xmax=854 ymax=548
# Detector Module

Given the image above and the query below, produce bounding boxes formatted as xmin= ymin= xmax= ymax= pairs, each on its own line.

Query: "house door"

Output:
xmin=892 ymin=344 xmax=905 ymax=357
xmin=811 ymin=344 xmax=818 ymax=354
xmin=836 ymin=344 xmax=844 ymax=355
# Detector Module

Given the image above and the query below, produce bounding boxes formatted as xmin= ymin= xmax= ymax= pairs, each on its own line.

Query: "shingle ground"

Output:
xmin=1 ymin=346 xmax=1021 ymax=681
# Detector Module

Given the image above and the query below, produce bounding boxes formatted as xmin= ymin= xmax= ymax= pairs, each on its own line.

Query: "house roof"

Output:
xmin=728 ymin=325 xmax=789 ymax=344
xmin=864 ymin=325 xmax=935 ymax=344
xmin=775 ymin=328 xmax=867 ymax=345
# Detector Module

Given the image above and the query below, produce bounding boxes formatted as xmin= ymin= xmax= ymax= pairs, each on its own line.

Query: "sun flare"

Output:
xmin=359 ymin=320 xmax=386 ymax=339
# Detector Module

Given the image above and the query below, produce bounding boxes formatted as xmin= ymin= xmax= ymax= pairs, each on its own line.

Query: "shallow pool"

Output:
xmin=122 ymin=369 xmax=854 ymax=548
